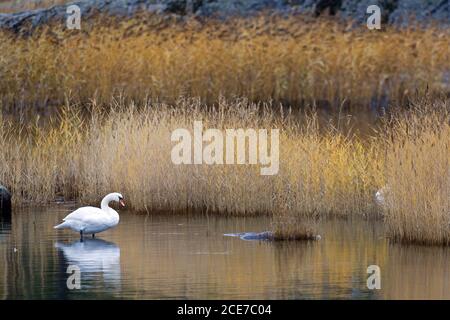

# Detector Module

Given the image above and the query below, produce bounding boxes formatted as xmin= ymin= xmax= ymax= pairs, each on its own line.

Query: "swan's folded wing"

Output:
xmin=63 ymin=207 xmax=104 ymax=223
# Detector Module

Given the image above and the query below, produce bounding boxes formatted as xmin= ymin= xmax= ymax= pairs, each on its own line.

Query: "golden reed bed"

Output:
xmin=1 ymin=97 xmax=449 ymax=244
xmin=0 ymin=14 xmax=448 ymax=111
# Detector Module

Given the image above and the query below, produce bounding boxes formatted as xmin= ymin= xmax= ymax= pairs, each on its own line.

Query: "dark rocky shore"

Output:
xmin=0 ymin=0 xmax=448 ymax=31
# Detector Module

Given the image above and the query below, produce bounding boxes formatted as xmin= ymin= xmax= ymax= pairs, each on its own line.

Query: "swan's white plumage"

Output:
xmin=54 ymin=193 xmax=123 ymax=235
xmin=375 ymin=186 xmax=389 ymax=207
xmin=375 ymin=189 xmax=385 ymax=206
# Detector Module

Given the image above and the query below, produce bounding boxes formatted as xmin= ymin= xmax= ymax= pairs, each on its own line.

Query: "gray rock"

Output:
xmin=389 ymin=0 xmax=450 ymax=27
xmin=0 ymin=0 xmax=173 ymax=32
xmin=224 ymin=231 xmax=274 ymax=240
xmin=224 ymin=231 xmax=322 ymax=241
xmin=0 ymin=185 xmax=12 ymax=215
xmin=0 ymin=0 xmax=448 ymax=32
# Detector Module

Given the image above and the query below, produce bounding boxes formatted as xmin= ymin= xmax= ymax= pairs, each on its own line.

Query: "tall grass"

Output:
xmin=0 ymin=15 xmax=448 ymax=112
xmin=0 ymin=98 xmax=381 ymax=214
xmin=382 ymin=101 xmax=450 ymax=245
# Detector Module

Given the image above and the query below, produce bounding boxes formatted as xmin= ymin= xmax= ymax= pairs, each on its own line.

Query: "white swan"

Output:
xmin=54 ymin=192 xmax=125 ymax=239
xmin=375 ymin=185 xmax=390 ymax=207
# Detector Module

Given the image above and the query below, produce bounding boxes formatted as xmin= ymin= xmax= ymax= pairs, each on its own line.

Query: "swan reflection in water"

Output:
xmin=55 ymin=238 xmax=121 ymax=290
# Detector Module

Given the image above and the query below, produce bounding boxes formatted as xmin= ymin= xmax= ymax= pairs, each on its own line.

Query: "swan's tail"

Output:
xmin=54 ymin=221 xmax=69 ymax=230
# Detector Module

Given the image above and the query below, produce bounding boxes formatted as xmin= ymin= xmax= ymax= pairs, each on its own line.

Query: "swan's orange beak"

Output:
xmin=119 ymin=199 xmax=125 ymax=207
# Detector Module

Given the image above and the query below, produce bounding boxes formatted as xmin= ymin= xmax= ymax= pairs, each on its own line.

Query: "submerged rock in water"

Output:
xmin=0 ymin=185 xmax=12 ymax=216
xmin=224 ymin=231 xmax=322 ymax=241
xmin=224 ymin=231 xmax=274 ymax=241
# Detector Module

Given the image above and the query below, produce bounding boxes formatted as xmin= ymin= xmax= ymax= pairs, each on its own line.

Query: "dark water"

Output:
xmin=0 ymin=206 xmax=449 ymax=299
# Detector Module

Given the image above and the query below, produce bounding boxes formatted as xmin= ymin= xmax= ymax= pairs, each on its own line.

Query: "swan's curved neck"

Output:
xmin=101 ymin=194 xmax=115 ymax=211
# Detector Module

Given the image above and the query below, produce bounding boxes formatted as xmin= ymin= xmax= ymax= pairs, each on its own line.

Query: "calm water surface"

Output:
xmin=0 ymin=205 xmax=449 ymax=299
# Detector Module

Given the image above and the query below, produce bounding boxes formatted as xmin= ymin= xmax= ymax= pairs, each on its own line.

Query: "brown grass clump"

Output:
xmin=0 ymin=15 xmax=448 ymax=112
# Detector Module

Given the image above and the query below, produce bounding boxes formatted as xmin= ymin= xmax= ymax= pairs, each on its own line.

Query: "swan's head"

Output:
xmin=111 ymin=192 xmax=125 ymax=207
